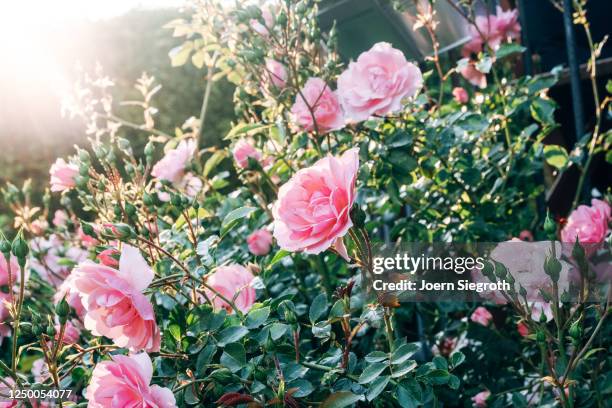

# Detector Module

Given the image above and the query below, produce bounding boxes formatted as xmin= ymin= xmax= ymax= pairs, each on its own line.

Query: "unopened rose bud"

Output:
xmin=494 ymin=261 xmax=507 ymax=279
xmin=568 ymin=319 xmax=582 ymax=341
xmin=543 ymin=211 xmax=556 ymax=238
xmin=536 ymin=330 xmax=546 ymax=343
xmin=544 ymin=255 xmax=561 ymax=282
xmin=55 ymin=298 xmax=70 ymax=325
xmin=11 ymin=232 xmax=29 ymax=265
xmin=81 ymin=222 xmax=97 ymax=239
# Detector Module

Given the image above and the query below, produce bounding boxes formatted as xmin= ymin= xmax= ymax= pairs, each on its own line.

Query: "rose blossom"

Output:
xmin=98 ymin=247 xmax=120 ymax=268
xmin=0 ymin=253 xmax=19 ymax=287
xmin=0 ymin=293 xmax=12 ymax=344
xmin=264 ymin=59 xmax=288 ymax=89
xmin=561 ymin=199 xmax=610 ymax=244
xmin=69 ymin=244 xmax=161 ymax=352
xmin=472 ymin=390 xmax=491 ymax=408
xmin=247 ymin=229 xmax=273 ymax=256
xmin=233 ymin=139 xmax=263 ymax=169
xmin=49 ymin=158 xmax=78 ymax=192
xmin=250 ymin=4 xmax=274 ymax=36
xmin=32 ymin=358 xmax=50 ymax=383
xmin=52 ymin=210 xmax=68 ymax=227
xmin=470 ymin=306 xmax=493 ymax=326
xmin=204 ymin=264 xmax=256 ymax=314
xmin=151 ymin=139 xmax=196 ymax=183
xmin=85 ymin=352 xmax=176 ymax=408
xmin=337 ymin=42 xmax=422 ymax=122
xmin=493 ymin=6 xmax=521 ymax=42
xmin=452 ymin=87 xmax=469 ymax=104
xmin=459 ymin=62 xmax=487 ymax=89
xmin=291 ymin=78 xmax=344 ymax=134
xmin=56 ymin=320 xmax=81 ymax=344
xmin=517 ymin=321 xmax=529 ymax=337
xmin=54 ymin=274 xmax=86 ymax=319
xmin=273 ymin=148 xmax=359 ymax=260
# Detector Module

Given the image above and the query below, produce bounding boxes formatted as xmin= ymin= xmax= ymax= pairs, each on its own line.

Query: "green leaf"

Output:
xmin=433 ymin=356 xmax=448 ymax=370
xmin=543 ymin=145 xmax=569 ymax=169
xmin=391 ymin=360 xmax=417 ymax=378
xmin=269 ymin=322 xmax=289 ymax=340
xmin=606 ymin=79 xmax=612 ymax=94
xmin=366 ymin=376 xmax=390 ymax=401
xmin=288 ymin=379 xmax=314 ymax=397
xmin=448 ymin=374 xmax=460 ymax=390
xmin=359 ymin=362 xmax=388 ymax=384
xmin=191 ymin=50 xmax=206 ymax=69
xmin=169 ymin=41 xmax=193 ymax=67
xmin=309 ymin=293 xmax=328 ymax=323
xmin=391 ymin=343 xmax=419 ymax=365
xmin=496 ymin=43 xmax=526 ymax=59
xmin=397 ymin=378 xmax=421 ymax=407
xmin=196 ymin=344 xmax=216 ymax=376
xmin=220 ymin=342 xmax=246 ymax=372
xmin=450 ymin=351 xmax=465 ymax=368
xmin=424 ymin=369 xmax=450 ymax=385
xmin=168 ymin=324 xmax=181 ymax=342
xmin=221 ymin=206 xmax=257 ymax=235
xmin=531 ymin=98 xmax=556 ymax=125
xmin=365 ymin=351 xmax=388 ymax=363
xmin=321 ymin=391 xmax=363 ymax=408
xmin=267 ymin=249 xmax=290 ymax=269
xmin=245 ymin=306 xmax=270 ymax=329
xmin=203 ymin=150 xmax=227 ymax=177
xmin=224 ymin=122 xmax=271 ymax=140
xmin=216 ymin=326 xmax=248 ymax=346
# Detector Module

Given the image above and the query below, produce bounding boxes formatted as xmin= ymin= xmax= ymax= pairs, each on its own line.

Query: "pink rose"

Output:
xmin=250 ymin=5 xmax=274 ymax=36
xmin=78 ymin=226 xmax=99 ymax=248
xmin=264 ymin=59 xmax=288 ymax=89
xmin=86 ymin=352 xmax=176 ymax=408
xmin=0 ymin=293 xmax=12 ymax=344
xmin=459 ymin=62 xmax=487 ymax=88
xmin=55 ymin=320 xmax=81 ymax=344
xmin=53 ymin=210 xmax=68 ymax=227
xmin=49 ymin=158 xmax=78 ymax=192
xmin=247 ymin=229 xmax=273 ymax=256
xmin=232 ymin=139 xmax=263 ymax=169
xmin=151 ymin=139 xmax=197 ymax=183
xmin=518 ymin=230 xmax=534 ymax=241
xmin=470 ymin=306 xmax=493 ymax=326
xmin=204 ymin=264 xmax=256 ymax=314
xmin=0 ymin=253 xmax=19 ymax=287
xmin=32 ymin=358 xmax=50 ymax=383
xmin=517 ymin=321 xmax=529 ymax=337
xmin=472 ymin=390 xmax=491 ymax=408
xmin=30 ymin=236 xmax=88 ymax=286
xmin=493 ymin=7 xmax=521 ymax=42
xmin=337 ymin=42 xmax=422 ymax=122
xmin=291 ymin=78 xmax=345 ymax=134
xmin=29 ymin=218 xmax=48 ymax=236
xmin=273 ymin=148 xmax=358 ymax=260
xmin=54 ymin=274 xmax=86 ymax=319
xmin=98 ymin=248 xmax=120 ymax=268
xmin=452 ymin=87 xmax=469 ymax=104
xmin=69 ymin=244 xmax=161 ymax=352
xmin=180 ymin=172 xmax=202 ymax=197
xmin=561 ymin=199 xmax=611 ymax=244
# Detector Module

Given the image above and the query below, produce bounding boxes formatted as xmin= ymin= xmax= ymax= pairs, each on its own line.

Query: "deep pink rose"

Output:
xmin=264 ymin=59 xmax=288 ymax=89
xmin=204 ymin=264 xmax=256 ymax=314
xmin=493 ymin=7 xmax=521 ymax=42
xmin=69 ymin=244 xmax=161 ymax=352
xmin=247 ymin=229 xmax=273 ymax=256
xmin=86 ymin=352 xmax=176 ymax=408
xmin=470 ymin=306 xmax=493 ymax=326
xmin=232 ymin=139 xmax=263 ymax=169
xmin=273 ymin=148 xmax=358 ymax=260
xmin=291 ymin=78 xmax=344 ymax=134
xmin=472 ymin=390 xmax=491 ymax=408
xmin=49 ymin=158 xmax=78 ymax=192
xmin=151 ymin=139 xmax=196 ymax=183
xmin=460 ymin=62 xmax=487 ymax=88
xmin=452 ymin=87 xmax=469 ymax=104
xmin=337 ymin=42 xmax=422 ymax=122
xmin=98 ymin=248 xmax=120 ymax=268
xmin=517 ymin=321 xmax=529 ymax=337
xmin=561 ymin=199 xmax=611 ymax=244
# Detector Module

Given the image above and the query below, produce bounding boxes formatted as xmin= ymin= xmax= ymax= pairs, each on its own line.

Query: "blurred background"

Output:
xmin=0 ymin=0 xmax=235 ymax=225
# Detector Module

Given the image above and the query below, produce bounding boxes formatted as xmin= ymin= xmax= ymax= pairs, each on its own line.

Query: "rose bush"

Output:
xmin=0 ymin=0 xmax=610 ymax=407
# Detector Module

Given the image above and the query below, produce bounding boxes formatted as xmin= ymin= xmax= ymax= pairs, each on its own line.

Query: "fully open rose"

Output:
xmin=273 ymin=148 xmax=358 ymax=260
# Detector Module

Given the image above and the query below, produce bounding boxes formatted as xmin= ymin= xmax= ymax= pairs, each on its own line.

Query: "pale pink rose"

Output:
xmin=470 ymin=306 xmax=493 ymax=326
xmin=86 ymin=352 xmax=176 ymax=408
xmin=54 ymin=274 xmax=86 ymax=319
xmin=69 ymin=244 xmax=161 ymax=352
xmin=98 ymin=248 xmax=120 ymax=268
xmin=264 ymin=59 xmax=288 ymax=89
xmin=151 ymin=139 xmax=197 ymax=183
xmin=0 ymin=293 xmax=12 ymax=344
xmin=337 ymin=42 xmax=422 ymax=122
xmin=561 ymin=199 xmax=610 ymax=244
xmin=204 ymin=264 xmax=256 ymax=314
xmin=250 ymin=5 xmax=274 ymax=36
xmin=77 ymin=226 xmax=98 ymax=248
xmin=452 ymin=87 xmax=469 ymax=104
xmin=0 ymin=377 xmax=17 ymax=408
xmin=55 ymin=320 xmax=81 ymax=344
xmin=247 ymin=229 xmax=273 ymax=256
xmin=29 ymin=218 xmax=48 ymax=236
xmin=291 ymin=78 xmax=345 ymax=134
xmin=272 ymin=148 xmax=358 ymax=260
xmin=530 ymin=302 xmax=553 ymax=322
xmin=30 ymin=236 xmax=88 ymax=286
xmin=181 ymin=172 xmax=202 ymax=197
xmin=493 ymin=7 xmax=521 ymax=41
xmin=460 ymin=62 xmax=487 ymax=88
xmin=32 ymin=358 xmax=50 ymax=383
xmin=52 ymin=210 xmax=68 ymax=227
xmin=517 ymin=321 xmax=529 ymax=337
xmin=0 ymin=253 xmax=19 ymax=287
xmin=472 ymin=390 xmax=491 ymax=408
xmin=49 ymin=158 xmax=78 ymax=192
xmin=232 ymin=139 xmax=263 ymax=169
